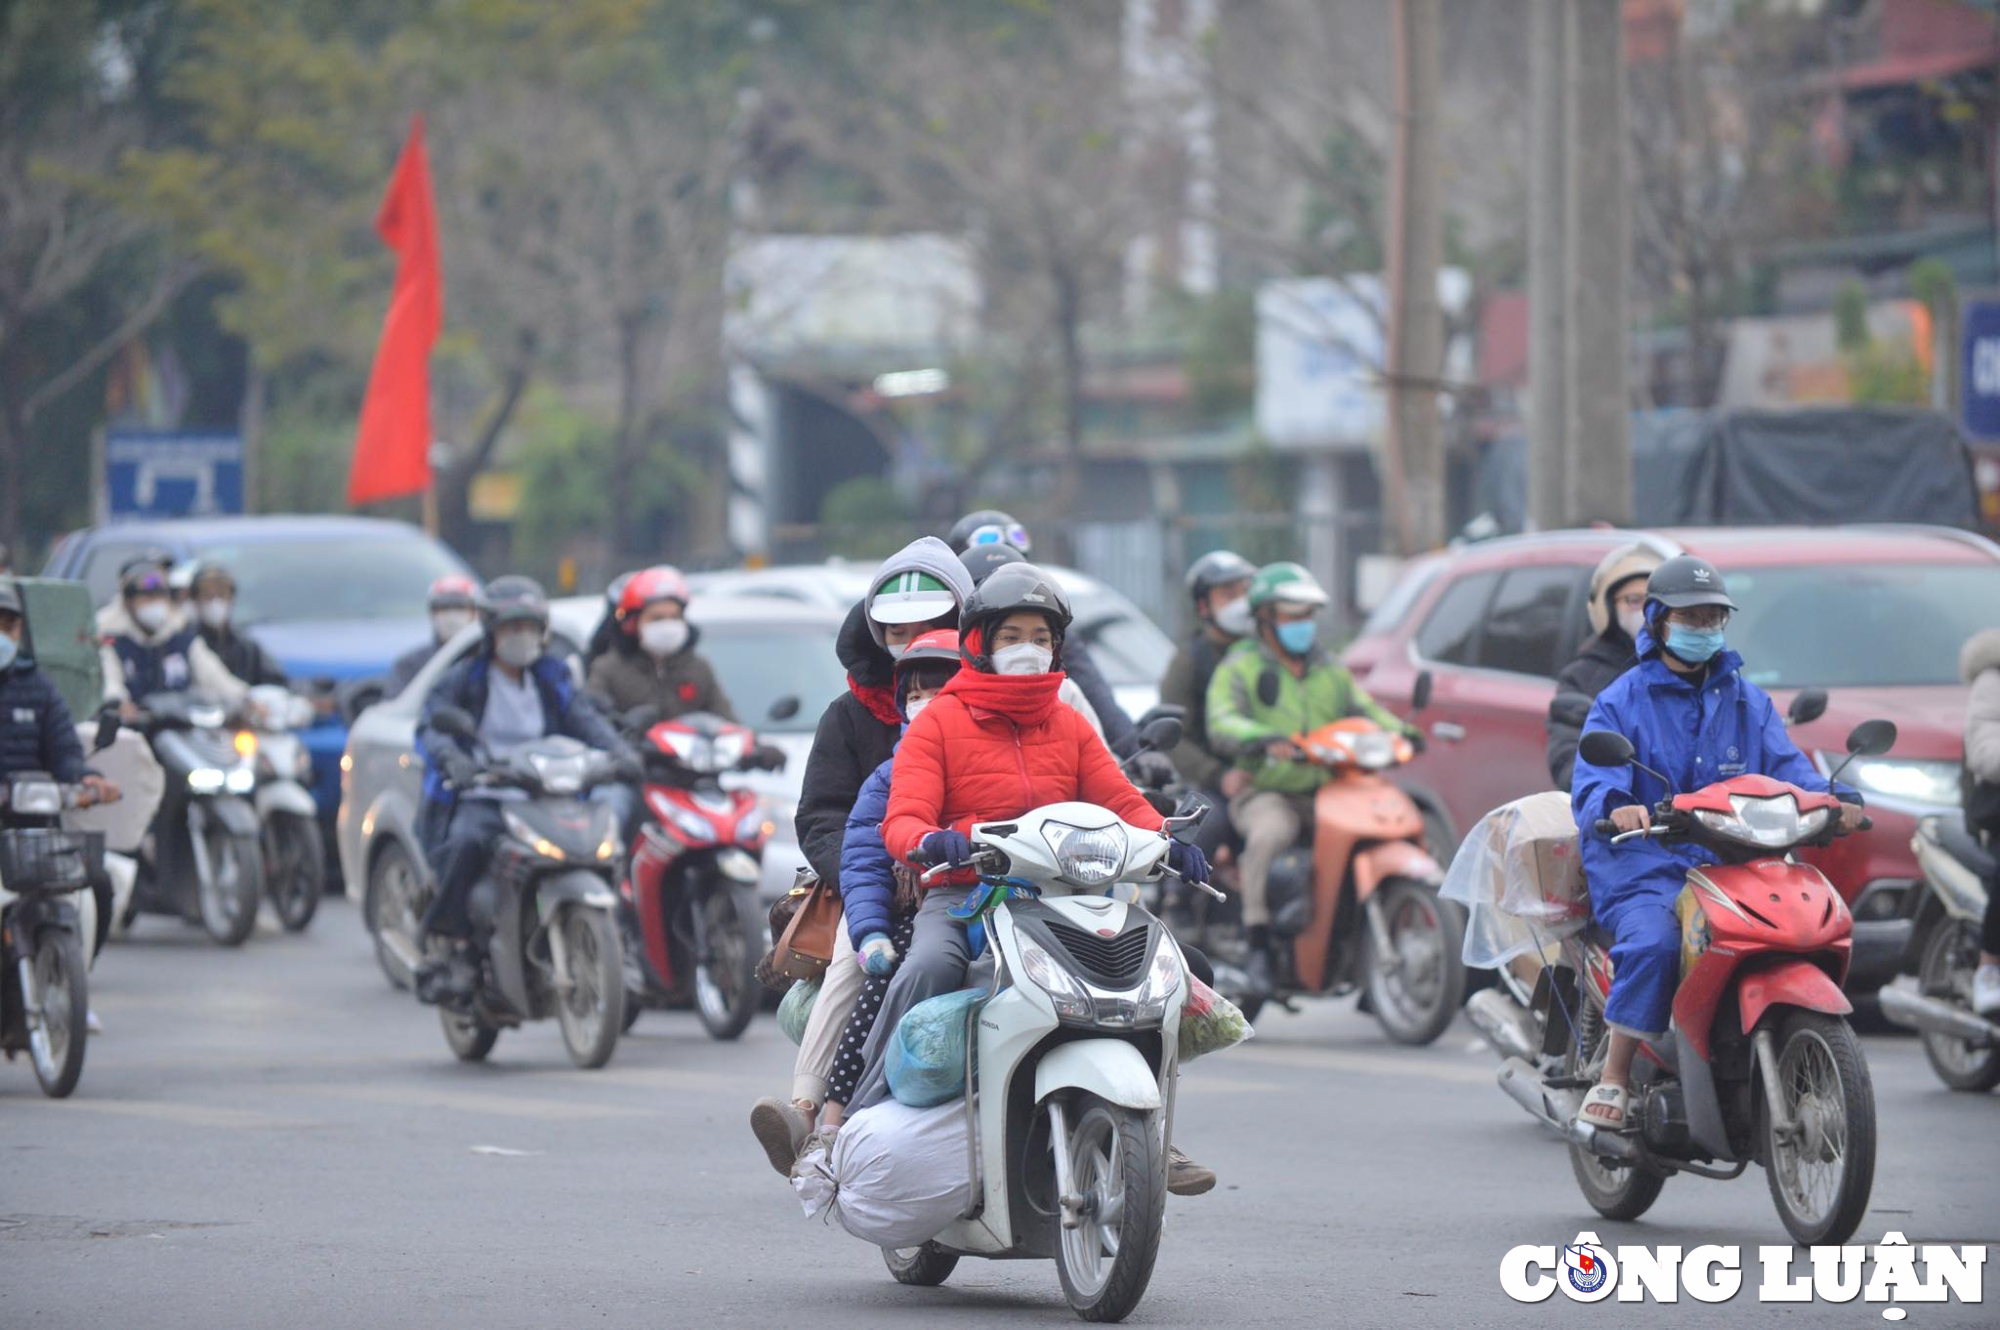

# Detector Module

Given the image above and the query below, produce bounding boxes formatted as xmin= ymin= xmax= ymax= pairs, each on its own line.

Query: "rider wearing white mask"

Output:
xmin=1158 ymin=550 xmax=1259 ymax=862
xmin=98 ymin=556 xmax=250 ymax=719
xmin=187 ymin=562 xmax=289 ymax=688
xmin=584 ymin=565 xmax=735 ymax=721
xmin=1546 ymin=543 xmax=1663 ymax=792
xmin=386 ymin=574 xmax=485 ymax=699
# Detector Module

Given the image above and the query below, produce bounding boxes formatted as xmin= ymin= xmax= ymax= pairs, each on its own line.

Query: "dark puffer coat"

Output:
xmin=0 ymin=657 xmax=90 ymax=783
xmin=1545 ymin=628 xmax=1638 ymax=791
xmin=794 ymin=601 xmax=900 ymax=891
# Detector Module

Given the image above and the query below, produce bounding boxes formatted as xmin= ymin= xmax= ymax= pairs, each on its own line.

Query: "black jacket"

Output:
xmin=416 ymin=651 xmax=629 ymax=812
xmin=1064 ymin=641 xmax=1136 ymax=754
xmin=0 ymin=658 xmax=90 ymax=784
xmin=199 ymin=624 xmax=289 ymax=689
xmin=1546 ymin=628 xmax=1638 ymax=791
xmin=794 ymin=601 xmax=900 ymax=891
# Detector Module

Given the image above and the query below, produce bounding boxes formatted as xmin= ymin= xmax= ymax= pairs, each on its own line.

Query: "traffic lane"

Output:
xmin=0 ymin=907 xmax=1991 ymax=1329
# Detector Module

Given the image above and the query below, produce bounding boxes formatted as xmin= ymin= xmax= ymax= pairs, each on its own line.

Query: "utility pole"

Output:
xmin=1527 ymin=0 xmax=1567 ymax=530
xmin=1385 ymin=0 xmax=1445 ymax=555
xmin=1528 ymin=0 xmax=1632 ymax=528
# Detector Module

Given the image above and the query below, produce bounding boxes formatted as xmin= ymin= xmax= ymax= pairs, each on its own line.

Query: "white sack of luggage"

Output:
xmin=791 ymin=1098 xmax=975 ymax=1249
xmin=1440 ymin=791 xmax=1589 ymax=969
xmin=65 ymin=724 xmax=166 ymax=853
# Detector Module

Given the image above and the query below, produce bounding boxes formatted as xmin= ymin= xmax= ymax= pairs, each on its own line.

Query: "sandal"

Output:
xmin=1577 ymin=1083 xmax=1628 ymax=1130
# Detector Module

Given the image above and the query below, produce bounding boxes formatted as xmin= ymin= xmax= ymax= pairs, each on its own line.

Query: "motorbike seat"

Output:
xmin=1933 ymin=820 xmax=1998 ymax=880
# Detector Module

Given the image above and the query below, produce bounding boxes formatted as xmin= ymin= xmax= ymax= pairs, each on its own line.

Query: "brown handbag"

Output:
xmin=771 ymin=869 xmax=843 ymax=982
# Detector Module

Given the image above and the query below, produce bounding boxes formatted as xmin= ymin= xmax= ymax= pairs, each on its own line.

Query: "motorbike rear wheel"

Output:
xmin=556 ymin=906 xmax=625 ymax=1070
xmin=1761 ymin=1009 xmax=1876 ymax=1246
xmin=198 ymin=825 xmax=263 ymax=947
xmin=264 ymin=813 xmax=323 ymax=932
xmin=693 ymin=885 xmax=761 ymax=1041
xmin=1915 ymin=919 xmax=2000 ymax=1092
xmin=1565 ymin=1002 xmax=1667 ymax=1221
xmin=1363 ymin=878 xmax=1467 ymax=1046
xmin=1054 ymin=1098 xmax=1165 ymax=1323
xmin=24 ymin=927 xmax=88 ymax=1098
xmin=882 ymin=1242 xmax=959 ymax=1286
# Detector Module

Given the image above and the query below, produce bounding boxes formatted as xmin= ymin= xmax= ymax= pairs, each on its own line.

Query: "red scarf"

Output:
xmin=848 ymin=674 xmax=903 ymax=727
xmin=941 ymin=667 xmax=1066 ymax=727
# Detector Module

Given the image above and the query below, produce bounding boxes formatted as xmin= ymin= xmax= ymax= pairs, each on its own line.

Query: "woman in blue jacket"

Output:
xmin=1570 ymin=556 xmax=1862 ymax=1130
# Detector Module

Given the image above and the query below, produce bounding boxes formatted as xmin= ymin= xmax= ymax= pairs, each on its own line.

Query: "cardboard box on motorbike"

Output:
xmin=1441 ymin=791 xmax=1589 ymax=977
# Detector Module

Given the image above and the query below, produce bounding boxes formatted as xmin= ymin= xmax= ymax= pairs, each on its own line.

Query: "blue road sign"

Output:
xmin=103 ymin=430 xmax=244 ymax=520
xmin=1961 ymin=299 xmax=2000 ymax=440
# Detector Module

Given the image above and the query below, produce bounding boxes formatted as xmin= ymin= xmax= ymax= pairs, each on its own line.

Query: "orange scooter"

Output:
xmin=1232 ymin=675 xmax=1467 ymax=1043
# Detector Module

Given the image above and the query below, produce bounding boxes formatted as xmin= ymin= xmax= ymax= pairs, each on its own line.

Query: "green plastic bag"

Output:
xmin=778 ymin=976 xmax=821 ymax=1046
xmin=1177 ymin=975 xmax=1252 ymax=1063
xmin=887 ymin=987 xmax=986 ymax=1107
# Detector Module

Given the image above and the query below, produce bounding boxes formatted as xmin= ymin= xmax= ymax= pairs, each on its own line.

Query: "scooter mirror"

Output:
xmin=1410 ymin=670 xmax=1434 ymax=714
xmin=1140 ymin=715 xmax=1183 ymax=753
xmin=1578 ymin=730 xmax=1636 ymax=769
xmin=92 ymin=703 xmax=122 ymax=752
xmin=1787 ymin=687 xmax=1828 ymax=727
xmin=1165 ymin=793 xmax=1210 ymax=841
xmin=1845 ymin=718 xmax=1896 ymax=758
xmin=767 ymin=694 xmax=801 ymax=723
xmin=430 ymin=705 xmax=478 ymax=740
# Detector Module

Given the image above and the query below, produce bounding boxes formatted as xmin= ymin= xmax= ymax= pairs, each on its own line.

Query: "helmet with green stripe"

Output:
xmin=869 ymin=569 xmax=957 ymax=626
xmin=1247 ymin=561 xmax=1330 ymax=613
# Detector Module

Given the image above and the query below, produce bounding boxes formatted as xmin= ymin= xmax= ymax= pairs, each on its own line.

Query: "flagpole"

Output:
xmin=422 ymin=482 xmax=439 ymax=538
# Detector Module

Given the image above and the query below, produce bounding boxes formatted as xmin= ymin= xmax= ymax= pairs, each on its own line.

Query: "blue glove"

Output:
xmin=918 ymin=829 xmax=974 ymax=868
xmin=1166 ymin=840 xmax=1210 ymax=885
xmin=858 ymin=932 xmax=898 ymax=976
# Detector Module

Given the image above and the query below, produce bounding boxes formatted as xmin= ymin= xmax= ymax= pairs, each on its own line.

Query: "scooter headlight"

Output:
xmin=7 ymin=778 xmax=62 ymax=816
xmin=225 ymin=766 xmax=256 ymax=794
xmin=1349 ymin=731 xmax=1396 ymax=770
xmin=1019 ymin=938 xmax=1095 ymax=1022
xmin=1134 ymin=933 xmax=1184 ymax=1020
xmin=526 ymin=751 xmax=588 ymax=796
xmin=735 ymin=805 xmax=775 ymax=846
xmin=1041 ymin=820 xmax=1126 ymax=887
xmin=1693 ymin=794 xmax=1826 ymax=849
xmin=188 ymin=768 xmax=226 ymax=794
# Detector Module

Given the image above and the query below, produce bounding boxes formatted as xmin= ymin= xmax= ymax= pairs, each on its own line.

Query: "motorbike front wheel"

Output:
xmin=693 ymin=884 xmax=761 ymax=1041
xmin=556 ymin=906 xmax=625 ymax=1070
xmin=264 ymin=813 xmax=324 ymax=933
xmin=22 ymin=927 xmax=88 ymax=1098
xmin=366 ymin=841 xmax=426 ymax=991
xmin=441 ymin=1005 xmax=499 ymax=1062
xmin=1363 ymin=878 xmax=1467 ymax=1046
xmin=1054 ymin=1098 xmax=1165 ymax=1323
xmin=1761 ymin=1009 xmax=1876 ymax=1245
xmin=1915 ymin=919 xmax=2000 ymax=1092
xmin=198 ymin=824 xmax=263 ymax=947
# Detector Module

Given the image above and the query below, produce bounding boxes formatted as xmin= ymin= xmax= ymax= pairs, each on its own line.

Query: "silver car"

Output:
xmin=338 ymin=596 xmax=847 ymax=988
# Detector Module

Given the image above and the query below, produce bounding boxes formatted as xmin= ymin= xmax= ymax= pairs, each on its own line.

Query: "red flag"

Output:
xmin=349 ymin=115 xmax=442 ymax=506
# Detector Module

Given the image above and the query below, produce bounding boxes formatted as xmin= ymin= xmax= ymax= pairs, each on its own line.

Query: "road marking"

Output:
xmin=12 ymin=1098 xmax=313 ymax=1130
xmin=274 ymin=1083 xmax=655 ymax=1121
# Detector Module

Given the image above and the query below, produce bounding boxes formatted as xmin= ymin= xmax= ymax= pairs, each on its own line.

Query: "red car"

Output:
xmin=1345 ymin=525 xmax=2000 ymax=991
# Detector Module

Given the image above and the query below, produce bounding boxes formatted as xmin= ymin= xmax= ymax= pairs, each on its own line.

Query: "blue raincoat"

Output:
xmin=1570 ymin=625 xmax=1851 ymax=1038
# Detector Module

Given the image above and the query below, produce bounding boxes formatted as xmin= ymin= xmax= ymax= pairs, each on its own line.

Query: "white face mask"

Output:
xmin=1213 ymin=596 xmax=1254 ymax=638
xmin=639 ymin=618 xmax=689 ymax=658
xmin=132 ymin=601 xmax=171 ymax=633
xmin=494 ymin=629 xmax=541 ymax=669
xmin=197 ymin=598 xmax=231 ymax=630
xmin=1617 ymin=607 xmax=1647 ymax=641
xmin=885 ymin=642 xmax=910 ymax=661
xmin=432 ymin=609 xmax=475 ymax=641
xmin=904 ymin=697 xmax=931 ymax=723
xmin=991 ymin=642 xmax=1053 ymax=676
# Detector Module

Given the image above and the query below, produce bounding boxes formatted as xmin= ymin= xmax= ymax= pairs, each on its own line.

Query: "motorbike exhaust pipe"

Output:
xmin=1496 ymin=1057 xmax=1579 ymax=1132
xmin=1466 ymin=989 xmax=1540 ymax=1063
xmin=1878 ymin=985 xmax=1999 ymax=1047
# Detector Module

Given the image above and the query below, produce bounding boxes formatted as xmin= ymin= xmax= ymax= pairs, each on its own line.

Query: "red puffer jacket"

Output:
xmin=882 ymin=668 xmax=1164 ymax=881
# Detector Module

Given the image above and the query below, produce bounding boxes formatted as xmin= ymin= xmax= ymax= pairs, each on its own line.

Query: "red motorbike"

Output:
xmin=618 ymin=711 xmax=780 ymax=1041
xmin=1480 ymin=718 xmax=1895 ymax=1245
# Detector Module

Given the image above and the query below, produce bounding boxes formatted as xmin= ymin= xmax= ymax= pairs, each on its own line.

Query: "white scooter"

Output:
xmin=887 ymin=796 xmax=1211 ymax=1323
xmin=245 ymin=685 xmax=323 ymax=932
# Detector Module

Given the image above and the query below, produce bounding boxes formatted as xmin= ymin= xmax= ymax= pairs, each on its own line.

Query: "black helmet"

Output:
xmin=483 ymin=575 xmax=550 ymax=629
xmin=947 ymin=508 xmax=1031 ymax=556
xmin=958 ymin=543 xmax=1026 ymax=587
xmin=1185 ymin=549 xmax=1257 ymax=603
xmin=1645 ymin=555 xmax=1738 ymax=613
xmin=958 ymin=562 xmax=1072 ymax=670
xmin=118 ymin=551 xmax=173 ymax=598
xmin=188 ymin=560 xmax=237 ymax=597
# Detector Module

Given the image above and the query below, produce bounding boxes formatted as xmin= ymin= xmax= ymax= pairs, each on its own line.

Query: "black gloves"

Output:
xmin=1405 ymin=727 xmax=1427 ymax=755
xmin=1130 ymin=750 xmax=1178 ymax=788
xmin=745 ymin=744 xmax=788 ymax=772
xmin=610 ymin=751 xmax=645 ymax=783
xmin=435 ymin=747 xmax=476 ymax=788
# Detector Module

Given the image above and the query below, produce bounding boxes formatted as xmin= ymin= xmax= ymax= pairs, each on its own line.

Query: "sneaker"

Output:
xmin=1972 ymin=963 xmax=2000 ymax=1017
xmin=85 ymin=1008 xmax=104 ymax=1036
xmin=1167 ymin=1144 xmax=1216 ymax=1197
xmin=750 ymin=1097 xmax=813 ymax=1177
xmin=415 ymin=948 xmax=477 ymax=1007
xmin=789 ymin=1128 xmax=839 ymax=1181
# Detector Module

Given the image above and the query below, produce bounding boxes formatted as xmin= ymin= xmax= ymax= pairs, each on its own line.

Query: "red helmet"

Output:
xmin=617 ymin=565 xmax=691 ymax=629
xmin=428 ymin=574 xmax=483 ymax=611
xmin=895 ymin=628 xmax=961 ymax=704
